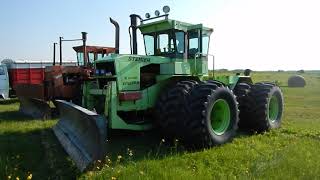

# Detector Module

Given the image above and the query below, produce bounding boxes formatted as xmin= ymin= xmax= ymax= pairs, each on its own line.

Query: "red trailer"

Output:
xmin=2 ymin=60 xmax=77 ymax=94
xmin=1 ymin=59 xmax=76 ymax=97
xmin=2 ymin=46 xmax=115 ymax=119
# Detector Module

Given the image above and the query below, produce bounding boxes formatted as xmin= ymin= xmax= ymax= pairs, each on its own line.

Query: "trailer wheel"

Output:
xmin=183 ymin=83 xmax=239 ymax=148
xmin=155 ymin=80 xmax=198 ymax=138
xmin=248 ymin=83 xmax=284 ymax=132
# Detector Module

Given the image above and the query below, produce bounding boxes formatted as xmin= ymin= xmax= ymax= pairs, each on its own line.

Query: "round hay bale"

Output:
xmin=288 ymin=75 xmax=306 ymax=87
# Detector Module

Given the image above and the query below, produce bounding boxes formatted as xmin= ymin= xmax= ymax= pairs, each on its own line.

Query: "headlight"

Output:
xmin=163 ymin=6 xmax=170 ymax=14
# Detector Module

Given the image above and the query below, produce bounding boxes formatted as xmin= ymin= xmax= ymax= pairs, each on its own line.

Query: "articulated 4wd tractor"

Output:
xmin=53 ymin=7 xmax=284 ymax=171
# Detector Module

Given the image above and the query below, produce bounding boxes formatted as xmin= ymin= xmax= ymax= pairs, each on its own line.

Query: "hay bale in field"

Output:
xmin=288 ymin=75 xmax=306 ymax=87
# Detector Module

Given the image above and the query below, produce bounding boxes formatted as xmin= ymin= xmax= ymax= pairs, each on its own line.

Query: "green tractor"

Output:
xmin=53 ymin=7 xmax=284 ymax=171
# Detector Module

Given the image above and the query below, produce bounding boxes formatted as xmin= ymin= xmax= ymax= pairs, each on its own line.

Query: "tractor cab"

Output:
xmin=138 ymin=18 xmax=213 ymax=59
xmin=73 ymin=46 xmax=115 ymax=66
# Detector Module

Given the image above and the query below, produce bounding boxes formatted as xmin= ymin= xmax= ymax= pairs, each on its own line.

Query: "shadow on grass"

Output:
xmin=0 ymin=98 xmax=19 ymax=105
xmin=0 ymin=127 xmax=80 ymax=180
xmin=0 ymin=109 xmax=262 ymax=179
xmin=0 ymin=111 xmax=34 ymax=122
xmin=105 ymin=130 xmax=184 ymax=162
xmin=103 ymin=129 xmax=256 ymax=164
xmin=0 ymin=124 xmax=186 ymax=179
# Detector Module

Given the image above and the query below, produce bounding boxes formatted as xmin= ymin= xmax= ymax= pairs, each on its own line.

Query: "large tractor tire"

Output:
xmin=236 ymin=83 xmax=284 ymax=132
xmin=183 ymin=83 xmax=239 ymax=148
xmin=234 ymin=83 xmax=253 ymax=129
xmin=249 ymin=83 xmax=284 ymax=132
xmin=155 ymin=80 xmax=198 ymax=138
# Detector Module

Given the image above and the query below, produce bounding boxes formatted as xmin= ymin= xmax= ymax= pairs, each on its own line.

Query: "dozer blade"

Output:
xmin=19 ymin=97 xmax=52 ymax=119
xmin=53 ymin=100 xmax=107 ymax=172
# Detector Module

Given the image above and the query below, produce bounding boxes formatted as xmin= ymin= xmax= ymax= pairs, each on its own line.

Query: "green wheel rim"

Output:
xmin=268 ymin=95 xmax=280 ymax=122
xmin=210 ymin=99 xmax=231 ymax=135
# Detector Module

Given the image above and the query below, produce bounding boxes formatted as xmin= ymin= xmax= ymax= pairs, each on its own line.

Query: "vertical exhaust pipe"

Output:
xmin=129 ymin=14 xmax=141 ymax=55
xmin=82 ymin=32 xmax=88 ymax=66
xmin=53 ymin=42 xmax=57 ymax=66
xmin=59 ymin=37 xmax=63 ymax=65
xmin=109 ymin=18 xmax=120 ymax=54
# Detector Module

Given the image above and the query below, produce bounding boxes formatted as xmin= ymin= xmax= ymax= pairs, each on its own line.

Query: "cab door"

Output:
xmin=0 ymin=65 xmax=9 ymax=99
xmin=188 ymin=28 xmax=208 ymax=75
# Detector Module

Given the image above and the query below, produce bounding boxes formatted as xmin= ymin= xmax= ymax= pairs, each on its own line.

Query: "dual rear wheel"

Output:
xmin=156 ymin=80 xmax=284 ymax=148
xmin=235 ymin=82 xmax=284 ymax=132
xmin=155 ymin=80 xmax=239 ymax=148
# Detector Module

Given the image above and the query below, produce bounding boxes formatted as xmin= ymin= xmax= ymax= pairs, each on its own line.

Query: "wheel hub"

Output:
xmin=268 ymin=95 xmax=279 ymax=122
xmin=210 ymin=99 xmax=231 ymax=135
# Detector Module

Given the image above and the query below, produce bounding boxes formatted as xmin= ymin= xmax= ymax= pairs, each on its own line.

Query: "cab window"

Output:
xmin=175 ymin=31 xmax=185 ymax=54
xmin=88 ymin=53 xmax=95 ymax=63
xmin=144 ymin=35 xmax=154 ymax=55
xmin=202 ymin=35 xmax=210 ymax=56
xmin=189 ymin=31 xmax=200 ymax=55
xmin=77 ymin=52 xmax=85 ymax=66
xmin=157 ymin=34 xmax=169 ymax=53
xmin=0 ymin=67 xmax=5 ymax=75
xmin=97 ymin=53 xmax=104 ymax=60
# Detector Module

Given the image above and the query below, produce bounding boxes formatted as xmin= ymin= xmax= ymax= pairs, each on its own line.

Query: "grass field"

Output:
xmin=0 ymin=71 xmax=320 ymax=180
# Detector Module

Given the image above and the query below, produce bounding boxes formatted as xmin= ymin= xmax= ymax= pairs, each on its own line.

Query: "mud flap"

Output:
xmin=53 ymin=100 xmax=107 ymax=171
xmin=19 ymin=97 xmax=52 ymax=119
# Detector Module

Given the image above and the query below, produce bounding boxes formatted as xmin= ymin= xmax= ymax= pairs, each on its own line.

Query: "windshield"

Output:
xmin=77 ymin=52 xmax=104 ymax=66
xmin=143 ymin=31 xmax=185 ymax=57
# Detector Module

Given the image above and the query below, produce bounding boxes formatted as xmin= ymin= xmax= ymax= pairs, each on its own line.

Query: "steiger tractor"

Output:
xmin=53 ymin=6 xmax=284 ymax=171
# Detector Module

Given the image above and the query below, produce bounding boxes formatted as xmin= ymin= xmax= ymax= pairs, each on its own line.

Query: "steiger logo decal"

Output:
xmin=128 ymin=56 xmax=151 ymax=62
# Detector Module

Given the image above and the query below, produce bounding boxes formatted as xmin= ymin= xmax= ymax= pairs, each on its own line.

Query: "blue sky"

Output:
xmin=1 ymin=0 xmax=319 ymax=70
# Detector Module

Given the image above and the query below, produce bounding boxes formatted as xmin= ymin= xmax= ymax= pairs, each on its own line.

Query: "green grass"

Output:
xmin=1 ymin=71 xmax=320 ymax=180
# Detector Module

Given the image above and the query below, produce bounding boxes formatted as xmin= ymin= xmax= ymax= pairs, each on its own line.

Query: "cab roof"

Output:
xmin=72 ymin=46 xmax=115 ymax=54
xmin=138 ymin=19 xmax=213 ymax=36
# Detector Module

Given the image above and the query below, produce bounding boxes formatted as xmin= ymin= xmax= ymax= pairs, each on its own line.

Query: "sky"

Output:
xmin=0 ymin=0 xmax=319 ymax=70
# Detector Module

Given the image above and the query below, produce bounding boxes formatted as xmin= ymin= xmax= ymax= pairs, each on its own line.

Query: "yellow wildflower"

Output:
xmin=27 ymin=174 xmax=32 ymax=180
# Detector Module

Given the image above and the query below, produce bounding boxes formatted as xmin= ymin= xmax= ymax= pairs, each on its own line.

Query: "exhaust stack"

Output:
xmin=81 ymin=32 xmax=88 ymax=66
xmin=129 ymin=14 xmax=141 ymax=55
xmin=110 ymin=18 xmax=120 ymax=54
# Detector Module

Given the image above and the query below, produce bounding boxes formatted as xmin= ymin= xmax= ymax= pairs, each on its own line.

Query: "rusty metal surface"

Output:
xmin=72 ymin=45 xmax=115 ymax=54
xmin=44 ymin=66 xmax=84 ymax=100
xmin=15 ymin=84 xmax=46 ymax=100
